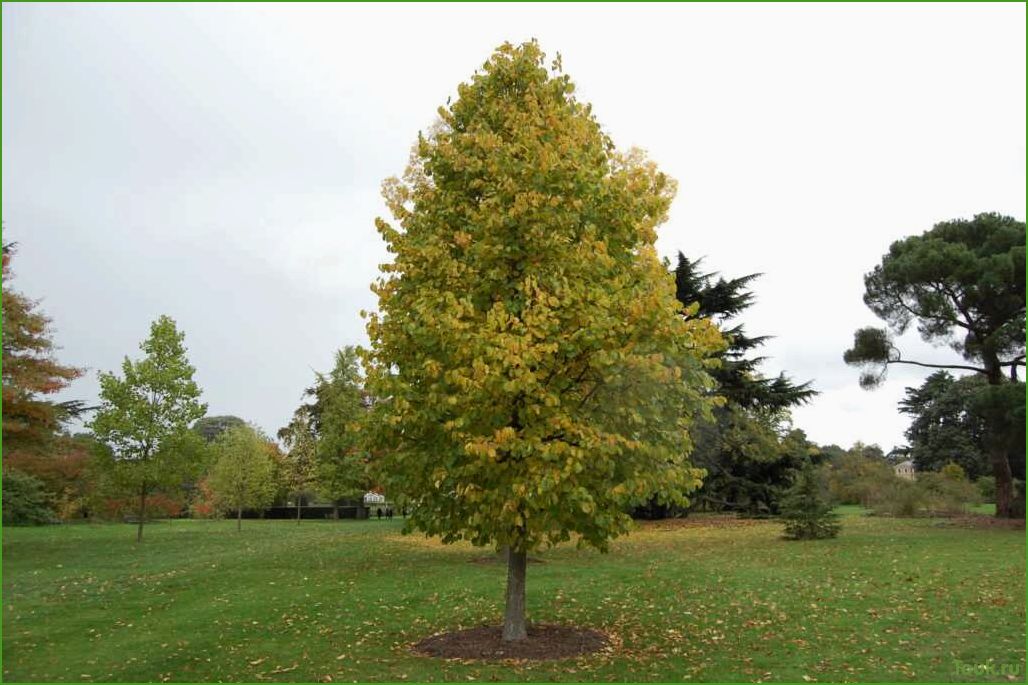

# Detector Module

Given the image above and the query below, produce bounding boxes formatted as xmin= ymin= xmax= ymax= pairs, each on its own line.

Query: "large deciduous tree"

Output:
xmin=361 ymin=42 xmax=723 ymax=642
xmin=89 ymin=315 xmax=207 ymax=541
xmin=207 ymin=423 xmax=277 ymax=530
xmin=2 ymin=242 xmax=84 ymax=454
xmin=844 ymin=213 xmax=1026 ymax=517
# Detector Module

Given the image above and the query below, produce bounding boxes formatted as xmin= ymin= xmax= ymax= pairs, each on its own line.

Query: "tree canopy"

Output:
xmin=638 ymin=254 xmax=816 ymax=517
xmin=361 ymin=41 xmax=723 ymax=640
xmin=193 ymin=415 xmax=246 ymax=443
xmin=844 ymin=213 xmax=1025 ymax=387
xmin=2 ymin=242 xmax=84 ymax=454
xmin=844 ymin=212 xmax=1026 ymax=517
xmin=305 ymin=347 xmax=372 ymax=512
xmin=277 ymin=405 xmax=319 ymax=522
xmin=207 ymin=423 xmax=277 ymax=530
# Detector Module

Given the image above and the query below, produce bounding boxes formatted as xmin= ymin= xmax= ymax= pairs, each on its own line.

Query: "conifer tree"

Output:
xmin=635 ymin=254 xmax=816 ymax=517
xmin=779 ymin=464 xmax=840 ymax=540
xmin=2 ymin=242 xmax=84 ymax=454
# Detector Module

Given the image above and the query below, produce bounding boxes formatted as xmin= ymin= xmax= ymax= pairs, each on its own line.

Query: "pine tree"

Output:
xmin=779 ymin=465 xmax=840 ymax=540
xmin=635 ymin=254 xmax=817 ymax=518
xmin=674 ymin=253 xmax=815 ymax=411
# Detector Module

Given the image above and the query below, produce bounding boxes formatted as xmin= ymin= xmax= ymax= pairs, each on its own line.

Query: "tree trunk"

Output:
xmin=502 ymin=548 xmax=528 ymax=641
xmin=983 ymin=354 xmax=1017 ymax=518
xmin=296 ymin=495 xmax=302 ymax=525
xmin=333 ymin=504 xmax=340 ymax=520
xmin=990 ymin=439 xmax=1015 ymax=518
xmin=237 ymin=507 xmax=243 ymax=531
xmin=136 ymin=482 xmax=147 ymax=543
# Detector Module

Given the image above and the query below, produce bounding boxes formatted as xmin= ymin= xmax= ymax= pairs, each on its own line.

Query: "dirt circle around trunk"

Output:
xmin=413 ymin=624 xmax=609 ymax=661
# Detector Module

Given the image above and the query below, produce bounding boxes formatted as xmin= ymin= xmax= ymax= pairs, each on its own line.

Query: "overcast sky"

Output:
xmin=3 ymin=3 xmax=1025 ymax=452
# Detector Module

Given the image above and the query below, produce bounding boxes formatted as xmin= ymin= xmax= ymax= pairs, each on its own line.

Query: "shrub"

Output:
xmin=3 ymin=440 xmax=96 ymax=520
xmin=2 ymin=471 xmax=57 ymax=525
xmin=976 ymin=476 xmax=996 ymax=503
xmin=869 ymin=478 xmax=925 ymax=517
xmin=868 ymin=471 xmax=979 ymax=517
xmin=99 ymin=493 xmax=184 ymax=521
xmin=918 ymin=472 xmax=979 ymax=516
xmin=940 ymin=462 xmax=967 ymax=481
xmin=824 ymin=453 xmax=895 ymax=507
xmin=780 ymin=466 xmax=840 ymax=540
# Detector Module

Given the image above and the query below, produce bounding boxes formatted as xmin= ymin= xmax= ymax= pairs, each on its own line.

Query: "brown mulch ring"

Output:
xmin=938 ymin=514 xmax=1025 ymax=530
xmin=413 ymin=624 xmax=608 ymax=661
xmin=639 ymin=514 xmax=766 ymax=532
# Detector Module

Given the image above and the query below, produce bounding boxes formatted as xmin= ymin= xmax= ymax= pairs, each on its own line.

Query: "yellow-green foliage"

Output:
xmin=207 ymin=424 xmax=276 ymax=517
xmin=362 ymin=42 xmax=723 ymax=554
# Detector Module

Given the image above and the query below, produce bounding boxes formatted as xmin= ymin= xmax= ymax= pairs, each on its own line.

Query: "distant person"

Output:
xmin=387 ymin=507 xmax=394 ymax=520
xmin=376 ymin=508 xmax=382 ymax=520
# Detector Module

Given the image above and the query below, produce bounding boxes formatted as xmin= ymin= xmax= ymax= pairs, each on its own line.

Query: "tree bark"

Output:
xmin=136 ymin=482 xmax=147 ymax=543
xmin=333 ymin=503 xmax=340 ymax=520
xmin=982 ymin=353 xmax=1017 ymax=518
xmin=991 ymin=444 xmax=1014 ymax=518
xmin=502 ymin=548 xmax=528 ymax=641
xmin=296 ymin=494 xmax=302 ymax=525
xmin=237 ymin=507 xmax=242 ymax=531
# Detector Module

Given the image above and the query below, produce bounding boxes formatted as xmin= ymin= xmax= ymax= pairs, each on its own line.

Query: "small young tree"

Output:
xmin=89 ymin=315 xmax=207 ymax=541
xmin=207 ymin=424 xmax=277 ymax=530
xmin=362 ymin=42 xmax=722 ymax=641
xmin=278 ymin=406 xmax=318 ymax=524
xmin=779 ymin=465 xmax=840 ymax=540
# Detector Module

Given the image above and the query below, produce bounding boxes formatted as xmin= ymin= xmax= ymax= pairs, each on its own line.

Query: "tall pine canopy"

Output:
xmin=844 ymin=213 xmax=1025 ymax=517
xmin=362 ymin=41 xmax=723 ymax=641
xmin=673 ymin=253 xmax=815 ymax=411
xmin=635 ymin=254 xmax=816 ymax=517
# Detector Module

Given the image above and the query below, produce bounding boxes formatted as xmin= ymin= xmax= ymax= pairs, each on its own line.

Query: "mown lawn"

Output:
xmin=2 ymin=510 xmax=1024 ymax=682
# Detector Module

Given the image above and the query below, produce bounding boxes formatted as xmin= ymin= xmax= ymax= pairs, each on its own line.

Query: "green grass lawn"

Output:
xmin=3 ymin=512 xmax=1024 ymax=682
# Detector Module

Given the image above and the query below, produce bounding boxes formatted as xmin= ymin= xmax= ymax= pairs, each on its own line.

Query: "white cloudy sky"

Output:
xmin=3 ymin=3 xmax=1025 ymax=451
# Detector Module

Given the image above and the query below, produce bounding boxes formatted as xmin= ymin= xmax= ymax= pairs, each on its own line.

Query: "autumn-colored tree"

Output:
xmin=89 ymin=315 xmax=208 ymax=541
xmin=3 ymin=434 xmax=97 ymax=519
xmin=362 ymin=42 xmax=723 ymax=641
xmin=207 ymin=424 xmax=277 ymax=530
xmin=1 ymin=242 xmax=84 ymax=454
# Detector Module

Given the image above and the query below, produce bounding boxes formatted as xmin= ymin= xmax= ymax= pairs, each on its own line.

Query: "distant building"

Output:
xmin=894 ymin=459 xmax=916 ymax=481
xmin=364 ymin=491 xmax=386 ymax=505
